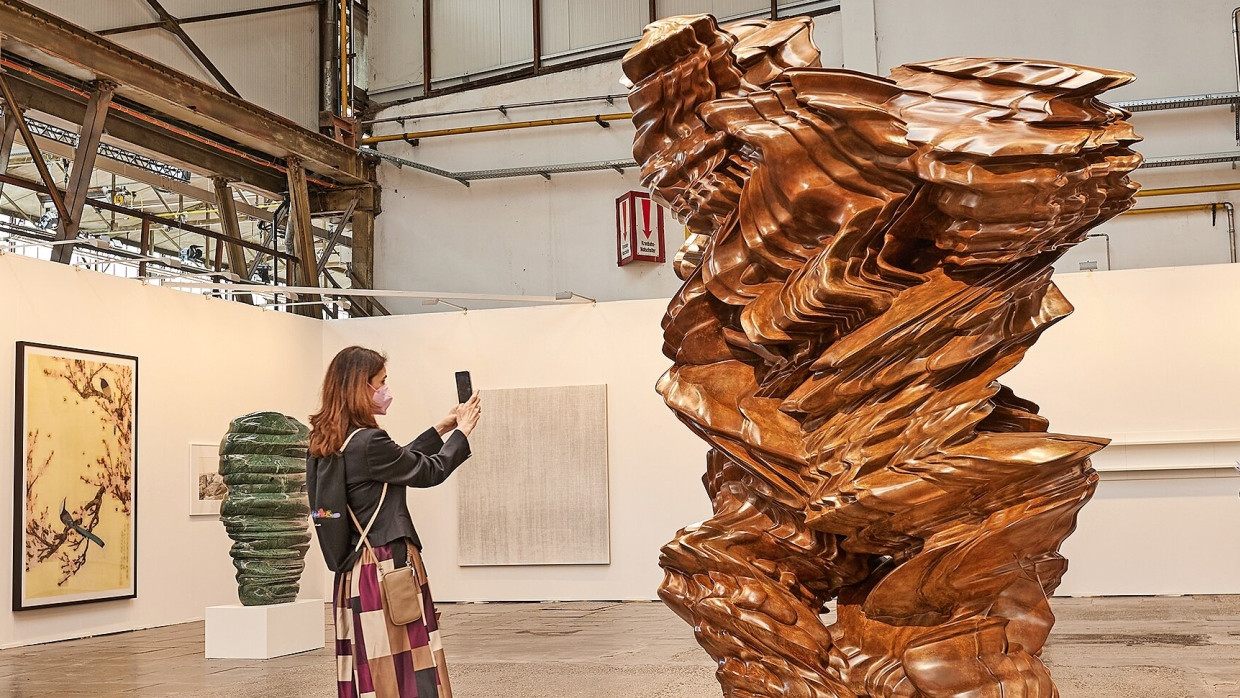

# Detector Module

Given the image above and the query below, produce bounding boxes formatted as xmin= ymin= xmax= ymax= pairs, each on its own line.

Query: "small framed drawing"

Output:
xmin=189 ymin=443 xmax=226 ymax=516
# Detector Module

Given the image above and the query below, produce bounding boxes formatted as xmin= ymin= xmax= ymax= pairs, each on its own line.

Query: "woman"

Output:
xmin=307 ymin=346 xmax=480 ymax=698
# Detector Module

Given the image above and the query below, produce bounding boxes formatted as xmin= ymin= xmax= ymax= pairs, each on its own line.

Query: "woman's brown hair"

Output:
xmin=309 ymin=346 xmax=386 ymax=457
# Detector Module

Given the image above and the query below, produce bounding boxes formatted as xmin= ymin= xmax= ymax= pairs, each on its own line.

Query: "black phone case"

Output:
xmin=455 ymin=371 xmax=472 ymax=403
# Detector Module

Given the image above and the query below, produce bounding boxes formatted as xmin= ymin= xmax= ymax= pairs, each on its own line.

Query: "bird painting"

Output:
xmin=59 ymin=499 xmax=105 ymax=549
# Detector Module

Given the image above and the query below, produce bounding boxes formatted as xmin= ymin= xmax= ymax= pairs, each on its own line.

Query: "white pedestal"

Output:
xmin=205 ymin=599 xmax=325 ymax=659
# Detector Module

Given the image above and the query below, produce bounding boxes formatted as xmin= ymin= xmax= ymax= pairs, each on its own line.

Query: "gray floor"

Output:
xmin=1 ymin=596 xmax=1238 ymax=697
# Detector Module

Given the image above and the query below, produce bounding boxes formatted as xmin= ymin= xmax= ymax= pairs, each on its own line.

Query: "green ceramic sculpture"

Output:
xmin=218 ymin=412 xmax=311 ymax=606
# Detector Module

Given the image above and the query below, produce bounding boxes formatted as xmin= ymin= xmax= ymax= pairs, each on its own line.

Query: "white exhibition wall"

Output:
xmin=323 ymin=265 xmax=1240 ymax=602
xmin=5 ymin=250 xmax=1240 ymax=648
xmin=0 ymin=253 xmax=328 ymax=649
xmin=1007 ymin=264 xmax=1240 ymax=595
xmin=319 ymin=301 xmax=713 ymax=602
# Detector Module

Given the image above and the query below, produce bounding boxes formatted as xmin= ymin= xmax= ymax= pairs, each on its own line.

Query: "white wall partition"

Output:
xmin=320 ymin=300 xmax=713 ymax=601
xmin=0 ymin=253 xmax=327 ymax=648
xmin=1006 ymin=263 xmax=1240 ymax=595
xmin=5 ymin=251 xmax=1240 ymax=648
xmin=323 ymin=263 xmax=1240 ymax=602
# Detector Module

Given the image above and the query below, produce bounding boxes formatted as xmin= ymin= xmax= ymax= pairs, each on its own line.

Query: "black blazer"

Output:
xmin=317 ymin=426 xmax=471 ymax=551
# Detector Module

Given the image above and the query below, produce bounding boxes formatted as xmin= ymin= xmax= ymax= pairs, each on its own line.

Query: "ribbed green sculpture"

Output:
xmin=219 ymin=412 xmax=311 ymax=606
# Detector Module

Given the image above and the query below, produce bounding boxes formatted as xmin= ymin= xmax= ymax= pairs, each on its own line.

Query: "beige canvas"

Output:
xmin=457 ymin=385 xmax=610 ymax=566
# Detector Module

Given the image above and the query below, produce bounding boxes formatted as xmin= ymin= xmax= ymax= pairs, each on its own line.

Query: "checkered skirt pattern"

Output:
xmin=333 ymin=542 xmax=453 ymax=698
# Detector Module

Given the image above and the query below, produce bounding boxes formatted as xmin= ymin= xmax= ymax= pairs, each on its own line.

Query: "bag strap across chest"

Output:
xmin=340 ymin=428 xmax=388 ymax=553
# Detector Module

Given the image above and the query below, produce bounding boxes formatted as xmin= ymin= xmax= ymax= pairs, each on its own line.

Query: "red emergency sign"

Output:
xmin=616 ymin=190 xmax=666 ymax=266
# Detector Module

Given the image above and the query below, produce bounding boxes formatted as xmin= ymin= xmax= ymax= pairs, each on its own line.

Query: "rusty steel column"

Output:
xmin=285 ymin=155 xmax=321 ymax=317
xmin=0 ymin=106 xmax=17 ymax=200
xmin=52 ymin=80 xmax=116 ymax=264
xmin=138 ymin=218 xmax=152 ymax=277
xmin=212 ymin=176 xmax=254 ymax=303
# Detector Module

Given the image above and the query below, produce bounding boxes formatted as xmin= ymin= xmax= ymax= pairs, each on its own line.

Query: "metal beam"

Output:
xmin=0 ymin=72 xmax=68 ymax=223
xmin=0 ymin=106 xmax=18 ymax=199
xmin=285 ymin=156 xmax=321 ymax=316
xmin=137 ymin=217 xmax=151 ymax=277
xmin=422 ymin=0 xmax=432 ymax=97
xmin=53 ymin=80 xmax=115 ymax=263
xmin=139 ymin=0 xmax=240 ymax=97
xmin=0 ymin=0 xmax=366 ymax=183
xmin=532 ymin=0 xmax=542 ymax=74
xmin=24 ymin=130 xmax=351 ymax=246
xmin=1 ymin=192 xmax=33 ymax=219
xmin=0 ymin=171 xmax=298 ymax=260
xmin=0 ymin=72 xmax=288 ymax=193
xmin=349 ymin=204 xmax=374 ymax=296
xmin=316 ymin=194 xmax=356 ymax=271
xmin=212 ymin=177 xmax=253 ymax=304
xmin=98 ymin=1 xmax=321 ymax=37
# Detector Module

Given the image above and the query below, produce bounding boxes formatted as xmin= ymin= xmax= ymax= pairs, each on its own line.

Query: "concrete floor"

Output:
xmin=1 ymin=596 xmax=1238 ymax=697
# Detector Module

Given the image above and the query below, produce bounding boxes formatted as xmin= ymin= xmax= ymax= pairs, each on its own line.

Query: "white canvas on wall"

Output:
xmin=457 ymin=385 xmax=610 ymax=566
xmin=189 ymin=442 xmax=226 ymax=516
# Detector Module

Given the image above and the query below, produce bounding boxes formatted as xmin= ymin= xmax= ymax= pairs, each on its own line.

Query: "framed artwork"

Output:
xmin=13 ymin=342 xmax=138 ymax=611
xmin=188 ymin=443 xmax=226 ymax=516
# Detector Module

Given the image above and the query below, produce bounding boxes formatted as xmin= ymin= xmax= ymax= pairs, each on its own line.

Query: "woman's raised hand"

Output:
xmin=456 ymin=392 xmax=481 ymax=436
xmin=434 ymin=406 xmax=459 ymax=436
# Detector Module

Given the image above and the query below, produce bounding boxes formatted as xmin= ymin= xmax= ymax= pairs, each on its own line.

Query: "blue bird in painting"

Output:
xmin=59 ymin=499 xmax=105 ymax=548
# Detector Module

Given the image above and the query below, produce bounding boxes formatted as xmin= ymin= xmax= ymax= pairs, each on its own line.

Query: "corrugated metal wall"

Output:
xmin=541 ymin=0 xmax=645 ymax=58
xmin=20 ymin=0 xmax=320 ymax=129
xmin=368 ymin=1 xmax=424 ymax=96
xmin=431 ymin=0 xmax=533 ymax=81
xmin=368 ymin=1 xmax=838 ymax=101
xmin=658 ymin=0 xmax=766 ymax=20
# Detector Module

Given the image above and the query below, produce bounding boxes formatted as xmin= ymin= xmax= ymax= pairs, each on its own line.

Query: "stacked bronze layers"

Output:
xmin=624 ymin=14 xmax=1140 ymax=698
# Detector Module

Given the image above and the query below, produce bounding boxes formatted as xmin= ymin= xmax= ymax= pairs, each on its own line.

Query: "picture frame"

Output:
xmin=188 ymin=442 xmax=225 ymax=517
xmin=14 ymin=341 xmax=138 ymax=611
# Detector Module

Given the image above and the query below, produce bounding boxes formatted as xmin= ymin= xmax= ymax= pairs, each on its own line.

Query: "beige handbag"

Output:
xmin=344 ymin=431 xmax=423 ymax=626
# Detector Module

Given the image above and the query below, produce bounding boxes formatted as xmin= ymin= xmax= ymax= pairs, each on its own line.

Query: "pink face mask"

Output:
xmin=372 ymin=385 xmax=393 ymax=415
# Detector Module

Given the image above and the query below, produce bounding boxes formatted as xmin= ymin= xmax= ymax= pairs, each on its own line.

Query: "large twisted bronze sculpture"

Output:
xmin=624 ymin=14 xmax=1140 ymax=698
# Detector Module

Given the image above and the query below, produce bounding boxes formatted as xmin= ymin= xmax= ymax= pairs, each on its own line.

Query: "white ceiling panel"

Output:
xmin=182 ymin=7 xmax=320 ymax=128
xmin=109 ymin=27 xmax=216 ymax=84
xmin=19 ymin=0 xmax=155 ymax=32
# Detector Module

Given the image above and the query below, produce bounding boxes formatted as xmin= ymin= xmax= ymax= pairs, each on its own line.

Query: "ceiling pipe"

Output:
xmin=339 ymin=0 xmax=349 ymax=117
xmin=1233 ymin=7 xmax=1240 ymax=95
xmin=1114 ymin=92 xmax=1240 ymax=112
xmin=361 ymin=113 xmax=631 ymax=145
xmin=1123 ymin=201 xmax=1236 ymax=263
xmin=1136 ymin=182 xmax=1240 ymax=196
xmin=1083 ymin=232 xmax=1111 ymax=270
xmin=365 ymin=94 xmax=629 ymax=126
xmin=1233 ymin=6 xmax=1240 ymax=142
xmin=361 ymin=146 xmax=636 ymax=186
xmin=1140 ymin=151 xmax=1240 ymax=168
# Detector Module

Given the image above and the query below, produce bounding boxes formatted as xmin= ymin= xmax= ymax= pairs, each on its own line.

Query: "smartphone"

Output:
xmin=454 ymin=371 xmax=473 ymax=404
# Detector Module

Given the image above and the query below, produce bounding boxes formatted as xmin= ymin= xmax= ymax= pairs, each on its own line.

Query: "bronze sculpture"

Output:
xmin=624 ymin=14 xmax=1140 ymax=697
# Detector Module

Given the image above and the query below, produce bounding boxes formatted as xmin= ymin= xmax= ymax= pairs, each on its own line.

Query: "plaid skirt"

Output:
xmin=333 ymin=541 xmax=453 ymax=698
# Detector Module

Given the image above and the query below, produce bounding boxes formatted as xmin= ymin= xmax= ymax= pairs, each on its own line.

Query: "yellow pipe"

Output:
xmin=340 ymin=0 xmax=349 ymax=117
xmin=1136 ymin=182 xmax=1240 ymax=197
xmin=361 ymin=113 xmax=633 ymax=144
xmin=1124 ymin=203 xmax=1225 ymax=215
